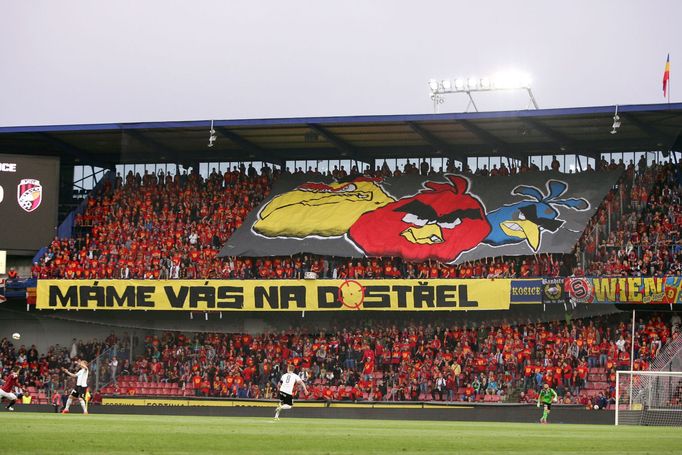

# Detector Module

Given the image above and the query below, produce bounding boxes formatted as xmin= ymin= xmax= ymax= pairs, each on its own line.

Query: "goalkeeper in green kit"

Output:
xmin=537 ymin=383 xmax=558 ymax=424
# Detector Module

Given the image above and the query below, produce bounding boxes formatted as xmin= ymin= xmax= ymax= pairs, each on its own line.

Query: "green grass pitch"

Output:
xmin=2 ymin=413 xmax=681 ymax=454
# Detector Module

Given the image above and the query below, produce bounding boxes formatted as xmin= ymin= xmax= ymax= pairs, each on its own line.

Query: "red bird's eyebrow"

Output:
xmin=438 ymin=209 xmax=483 ymax=223
xmin=394 ymin=200 xmax=438 ymax=220
xmin=394 ymin=200 xmax=482 ymax=223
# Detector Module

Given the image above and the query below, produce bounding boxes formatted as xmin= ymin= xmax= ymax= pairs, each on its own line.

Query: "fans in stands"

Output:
xmin=0 ymin=312 xmax=676 ymax=405
xmin=0 ymin=333 xmax=130 ymax=405
xmin=577 ymin=161 xmax=682 ymax=277
xmin=35 ymin=167 xmax=270 ymax=280
xmin=97 ymin=313 xmax=675 ymax=405
xmin=31 ymin=159 xmax=680 ymax=281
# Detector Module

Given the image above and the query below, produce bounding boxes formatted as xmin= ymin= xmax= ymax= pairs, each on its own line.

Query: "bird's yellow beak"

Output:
xmin=400 ymin=224 xmax=444 ymax=245
xmin=500 ymin=220 xmax=541 ymax=250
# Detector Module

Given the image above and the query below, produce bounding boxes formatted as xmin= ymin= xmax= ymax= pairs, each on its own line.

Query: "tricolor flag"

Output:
xmin=663 ymin=54 xmax=670 ymax=97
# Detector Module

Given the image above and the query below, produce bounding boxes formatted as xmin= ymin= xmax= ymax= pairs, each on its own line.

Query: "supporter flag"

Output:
xmin=542 ymin=278 xmax=565 ymax=305
xmin=663 ymin=54 xmax=670 ymax=98
xmin=25 ymin=287 xmax=36 ymax=305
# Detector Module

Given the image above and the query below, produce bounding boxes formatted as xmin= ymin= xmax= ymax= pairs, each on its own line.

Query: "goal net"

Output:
xmin=616 ymin=371 xmax=682 ymax=426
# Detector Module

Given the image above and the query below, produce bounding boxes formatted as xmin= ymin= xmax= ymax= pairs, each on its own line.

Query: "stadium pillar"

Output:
xmin=630 ymin=309 xmax=636 ymax=371
xmin=95 ymin=355 xmax=101 ymax=392
xmin=607 ymin=205 xmax=611 ymax=233
xmin=629 ymin=309 xmax=636 ymax=412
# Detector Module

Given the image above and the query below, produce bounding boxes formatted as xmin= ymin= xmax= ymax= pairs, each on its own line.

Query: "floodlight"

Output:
xmin=491 ymin=75 xmax=504 ymax=89
xmin=493 ymin=71 xmax=532 ymax=89
xmin=425 ymin=69 xmax=539 ymax=112
xmin=520 ymin=74 xmax=532 ymax=88
xmin=493 ymin=72 xmax=512 ymax=89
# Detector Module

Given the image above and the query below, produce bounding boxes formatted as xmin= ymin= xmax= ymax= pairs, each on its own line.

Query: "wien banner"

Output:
xmin=565 ymin=276 xmax=682 ymax=304
xmin=221 ymin=171 xmax=620 ymax=263
xmin=36 ymin=279 xmax=511 ymax=311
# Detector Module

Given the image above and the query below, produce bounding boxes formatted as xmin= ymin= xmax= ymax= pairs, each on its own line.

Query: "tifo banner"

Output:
xmin=36 ymin=279 xmax=511 ymax=311
xmin=565 ymin=276 xmax=682 ymax=304
xmin=222 ymin=171 xmax=621 ymax=263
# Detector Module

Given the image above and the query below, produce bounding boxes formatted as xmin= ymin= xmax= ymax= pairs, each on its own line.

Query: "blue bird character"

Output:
xmin=484 ymin=180 xmax=588 ymax=251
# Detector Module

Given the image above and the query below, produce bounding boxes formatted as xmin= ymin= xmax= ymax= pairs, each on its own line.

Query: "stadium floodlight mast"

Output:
xmin=428 ymin=71 xmax=539 ymax=113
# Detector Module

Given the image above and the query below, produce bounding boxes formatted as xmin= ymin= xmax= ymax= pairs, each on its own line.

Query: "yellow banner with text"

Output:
xmin=36 ymin=279 xmax=511 ymax=311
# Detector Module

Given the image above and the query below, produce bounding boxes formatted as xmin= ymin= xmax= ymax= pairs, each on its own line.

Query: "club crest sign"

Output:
xmin=17 ymin=178 xmax=42 ymax=213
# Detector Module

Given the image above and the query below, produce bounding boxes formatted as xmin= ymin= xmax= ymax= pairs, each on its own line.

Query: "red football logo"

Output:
xmin=17 ymin=178 xmax=42 ymax=213
xmin=348 ymin=175 xmax=490 ymax=262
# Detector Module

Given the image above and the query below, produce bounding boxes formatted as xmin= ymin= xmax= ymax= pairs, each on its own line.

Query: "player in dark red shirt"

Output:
xmin=0 ymin=367 xmax=22 ymax=411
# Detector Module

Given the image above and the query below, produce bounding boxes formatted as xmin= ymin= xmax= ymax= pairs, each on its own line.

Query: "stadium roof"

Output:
xmin=1 ymin=103 xmax=681 ymax=168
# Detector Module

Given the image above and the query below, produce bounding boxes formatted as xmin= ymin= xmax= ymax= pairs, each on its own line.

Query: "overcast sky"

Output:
xmin=1 ymin=0 xmax=680 ymax=127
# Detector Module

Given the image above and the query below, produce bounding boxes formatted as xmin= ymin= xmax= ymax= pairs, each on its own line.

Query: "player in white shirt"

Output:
xmin=61 ymin=360 xmax=89 ymax=414
xmin=274 ymin=364 xmax=308 ymax=420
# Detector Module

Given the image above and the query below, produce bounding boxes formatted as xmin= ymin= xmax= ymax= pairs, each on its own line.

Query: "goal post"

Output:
xmin=616 ymin=370 xmax=682 ymax=426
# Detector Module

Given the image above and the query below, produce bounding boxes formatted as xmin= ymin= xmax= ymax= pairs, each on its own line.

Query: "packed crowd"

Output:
xmin=576 ymin=159 xmax=682 ymax=277
xmin=0 ymin=332 xmax=131 ymax=401
xmin=28 ymin=156 xmax=680 ymax=281
xmin=1 ymin=313 xmax=678 ymax=405
xmin=33 ymin=168 xmax=271 ymax=280
xmin=115 ymin=313 xmax=678 ymax=403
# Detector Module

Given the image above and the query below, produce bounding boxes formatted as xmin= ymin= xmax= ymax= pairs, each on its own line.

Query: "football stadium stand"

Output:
xmin=30 ymin=160 xmax=681 ymax=280
xmin=1 ymin=105 xmax=681 ymax=416
xmin=2 ymin=312 xmax=677 ymax=408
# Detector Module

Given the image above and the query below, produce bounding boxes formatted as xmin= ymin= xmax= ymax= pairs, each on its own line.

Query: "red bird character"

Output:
xmin=348 ymin=175 xmax=490 ymax=262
